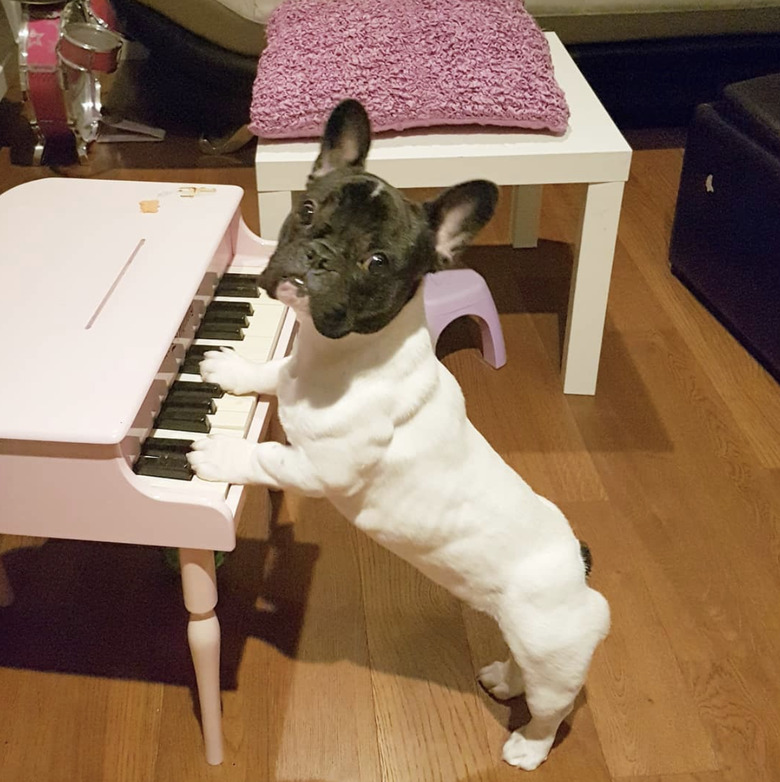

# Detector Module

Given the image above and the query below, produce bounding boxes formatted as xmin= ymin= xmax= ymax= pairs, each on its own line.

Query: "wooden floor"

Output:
xmin=1 ymin=128 xmax=779 ymax=782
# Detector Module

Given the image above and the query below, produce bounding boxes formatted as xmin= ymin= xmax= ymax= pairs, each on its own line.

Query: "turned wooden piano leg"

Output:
xmin=0 ymin=556 xmax=14 ymax=607
xmin=179 ymin=548 xmax=223 ymax=765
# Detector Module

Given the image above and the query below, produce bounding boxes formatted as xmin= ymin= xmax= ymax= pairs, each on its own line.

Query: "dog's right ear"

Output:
xmin=311 ymin=100 xmax=371 ymax=179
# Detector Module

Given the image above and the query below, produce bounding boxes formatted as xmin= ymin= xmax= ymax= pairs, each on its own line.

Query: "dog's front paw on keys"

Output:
xmin=188 ymin=435 xmax=258 ymax=484
xmin=199 ymin=349 xmax=260 ymax=396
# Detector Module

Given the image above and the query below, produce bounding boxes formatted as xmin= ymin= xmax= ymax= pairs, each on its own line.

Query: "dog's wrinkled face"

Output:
xmin=259 ymin=100 xmax=498 ymax=339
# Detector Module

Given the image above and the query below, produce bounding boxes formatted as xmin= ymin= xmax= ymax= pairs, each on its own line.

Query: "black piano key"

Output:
xmin=162 ymin=396 xmax=217 ymax=415
xmin=141 ymin=437 xmax=194 ymax=455
xmin=215 ymin=286 xmax=258 ymax=298
xmin=134 ymin=453 xmax=194 ymax=480
xmin=169 ymin=380 xmax=224 ymax=399
xmin=215 ymin=275 xmax=256 ymax=287
xmin=202 ymin=311 xmax=250 ymax=327
xmin=196 ymin=323 xmax=245 ymax=341
xmin=206 ymin=300 xmax=254 ymax=316
xmin=215 ymin=273 xmax=261 ymax=298
xmin=181 ymin=344 xmax=233 ymax=375
xmin=155 ymin=412 xmax=211 ymax=434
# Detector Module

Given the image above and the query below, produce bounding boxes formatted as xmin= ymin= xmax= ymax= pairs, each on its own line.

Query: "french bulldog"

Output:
xmin=188 ymin=100 xmax=610 ymax=771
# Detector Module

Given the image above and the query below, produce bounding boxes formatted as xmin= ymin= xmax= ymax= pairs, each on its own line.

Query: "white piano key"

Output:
xmin=212 ymin=290 xmax=281 ymax=308
xmin=150 ymin=426 xmax=243 ymax=440
xmin=215 ymin=394 xmax=254 ymax=415
xmin=244 ymin=306 xmax=287 ymax=338
xmin=136 ymin=471 xmax=230 ymax=498
xmin=194 ymin=336 xmax=274 ymax=362
xmin=208 ymin=408 xmax=252 ymax=431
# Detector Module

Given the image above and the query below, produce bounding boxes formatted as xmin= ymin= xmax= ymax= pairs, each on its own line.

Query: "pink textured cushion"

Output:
xmin=249 ymin=0 xmax=569 ymax=139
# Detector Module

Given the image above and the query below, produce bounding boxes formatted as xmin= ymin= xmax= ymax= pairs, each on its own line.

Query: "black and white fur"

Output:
xmin=188 ymin=100 xmax=610 ymax=771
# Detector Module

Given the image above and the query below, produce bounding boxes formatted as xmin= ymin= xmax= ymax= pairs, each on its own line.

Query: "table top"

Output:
xmin=255 ymin=33 xmax=632 ymax=190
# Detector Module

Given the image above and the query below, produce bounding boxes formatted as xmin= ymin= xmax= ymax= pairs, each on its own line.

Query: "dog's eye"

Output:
xmin=366 ymin=252 xmax=388 ymax=270
xmin=299 ymin=199 xmax=315 ymax=225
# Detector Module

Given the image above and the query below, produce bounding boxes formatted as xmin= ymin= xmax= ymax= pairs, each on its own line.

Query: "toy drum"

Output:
xmin=18 ymin=3 xmax=70 ymax=162
xmin=58 ymin=21 xmax=122 ymax=73
xmin=86 ymin=0 xmax=119 ymax=31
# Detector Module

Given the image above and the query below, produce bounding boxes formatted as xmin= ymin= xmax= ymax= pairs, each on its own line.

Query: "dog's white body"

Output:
xmin=191 ymin=283 xmax=610 ymax=770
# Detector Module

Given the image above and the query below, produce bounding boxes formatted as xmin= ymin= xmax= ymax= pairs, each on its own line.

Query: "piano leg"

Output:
xmin=0 ymin=556 xmax=13 ymax=607
xmin=179 ymin=548 xmax=223 ymax=765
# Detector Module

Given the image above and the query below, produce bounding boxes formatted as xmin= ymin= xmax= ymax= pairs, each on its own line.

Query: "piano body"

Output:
xmin=0 ymin=177 xmax=296 ymax=765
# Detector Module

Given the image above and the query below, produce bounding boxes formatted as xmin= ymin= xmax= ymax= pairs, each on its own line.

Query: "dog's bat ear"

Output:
xmin=424 ymin=180 xmax=499 ymax=268
xmin=311 ymin=99 xmax=371 ymax=178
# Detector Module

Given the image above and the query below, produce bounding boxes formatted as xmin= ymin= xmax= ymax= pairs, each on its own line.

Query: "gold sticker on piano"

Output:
xmin=139 ymin=199 xmax=159 ymax=214
xmin=178 ymin=186 xmax=216 ymax=198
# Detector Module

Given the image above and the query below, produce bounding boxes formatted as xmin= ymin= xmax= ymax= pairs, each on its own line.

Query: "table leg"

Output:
xmin=511 ymin=185 xmax=543 ymax=248
xmin=0 ymin=556 xmax=14 ymax=607
xmin=562 ymin=181 xmax=625 ymax=395
xmin=258 ymin=191 xmax=293 ymax=241
xmin=179 ymin=548 xmax=223 ymax=765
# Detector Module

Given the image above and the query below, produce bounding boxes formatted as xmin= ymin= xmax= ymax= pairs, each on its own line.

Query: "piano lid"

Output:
xmin=0 ymin=178 xmax=246 ymax=444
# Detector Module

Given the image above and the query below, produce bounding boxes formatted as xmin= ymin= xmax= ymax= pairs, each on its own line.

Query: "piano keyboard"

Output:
xmin=132 ymin=269 xmax=286 ymax=494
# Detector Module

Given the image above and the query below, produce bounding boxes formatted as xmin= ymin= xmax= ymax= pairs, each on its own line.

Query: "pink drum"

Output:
xmin=18 ymin=3 xmax=70 ymax=161
xmin=87 ymin=0 xmax=119 ymax=31
xmin=58 ymin=20 xmax=122 ymax=73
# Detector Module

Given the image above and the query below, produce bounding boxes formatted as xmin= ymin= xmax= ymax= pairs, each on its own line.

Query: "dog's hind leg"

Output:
xmin=478 ymin=658 xmax=525 ymax=700
xmin=496 ymin=587 xmax=610 ymax=771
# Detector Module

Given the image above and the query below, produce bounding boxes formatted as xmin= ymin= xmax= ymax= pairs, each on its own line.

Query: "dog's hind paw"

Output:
xmin=478 ymin=659 xmax=525 ymax=700
xmin=502 ymin=730 xmax=552 ymax=771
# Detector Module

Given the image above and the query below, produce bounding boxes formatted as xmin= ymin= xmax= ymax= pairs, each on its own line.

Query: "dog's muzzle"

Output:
xmin=275 ymin=278 xmax=308 ymax=307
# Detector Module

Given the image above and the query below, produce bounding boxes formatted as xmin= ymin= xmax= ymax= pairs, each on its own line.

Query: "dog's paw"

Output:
xmin=478 ymin=660 xmax=525 ymax=700
xmin=502 ymin=730 xmax=552 ymax=771
xmin=198 ymin=349 xmax=261 ymax=395
xmin=187 ymin=435 xmax=259 ymax=484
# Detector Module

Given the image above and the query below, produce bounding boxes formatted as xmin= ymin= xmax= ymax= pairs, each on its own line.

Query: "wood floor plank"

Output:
xmin=356 ymin=534 xmax=501 ymax=782
xmin=561 ymin=502 xmax=719 ymax=778
xmin=614 ymin=773 xmax=726 ymax=782
xmin=441 ymin=317 xmax=608 ymax=505
xmin=680 ymin=654 xmax=780 ymax=782
xmin=0 ymin=670 xmax=111 ymax=782
xmin=264 ymin=495 xmax=381 ymax=782
xmin=103 ymin=679 xmax=164 ymax=782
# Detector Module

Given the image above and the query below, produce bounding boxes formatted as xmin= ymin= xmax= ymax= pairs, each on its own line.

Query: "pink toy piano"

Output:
xmin=0 ymin=178 xmax=296 ymax=765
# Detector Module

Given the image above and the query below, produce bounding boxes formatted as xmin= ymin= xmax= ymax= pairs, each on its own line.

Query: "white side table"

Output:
xmin=255 ymin=32 xmax=632 ymax=395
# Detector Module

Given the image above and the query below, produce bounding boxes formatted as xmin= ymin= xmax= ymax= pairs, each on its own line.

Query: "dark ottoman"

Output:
xmin=669 ymin=73 xmax=780 ymax=382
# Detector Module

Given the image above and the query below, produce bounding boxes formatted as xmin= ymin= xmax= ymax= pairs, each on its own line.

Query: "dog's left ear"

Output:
xmin=311 ymin=99 xmax=371 ymax=178
xmin=425 ymin=180 xmax=499 ymax=268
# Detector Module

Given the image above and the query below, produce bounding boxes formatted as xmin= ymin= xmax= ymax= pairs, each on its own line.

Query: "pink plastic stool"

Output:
xmin=423 ymin=268 xmax=507 ymax=368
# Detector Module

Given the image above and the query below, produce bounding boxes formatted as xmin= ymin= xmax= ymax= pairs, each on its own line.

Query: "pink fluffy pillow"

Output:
xmin=249 ymin=0 xmax=569 ymax=139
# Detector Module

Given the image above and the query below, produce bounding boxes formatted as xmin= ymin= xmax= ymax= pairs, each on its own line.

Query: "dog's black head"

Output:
xmin=259 ymin=100 xmax=498 ymax=339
